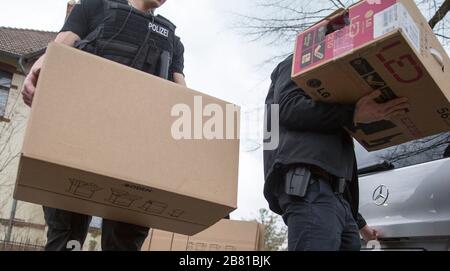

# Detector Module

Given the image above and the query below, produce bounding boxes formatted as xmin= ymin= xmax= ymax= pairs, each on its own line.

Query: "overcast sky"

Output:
xmin=0 ymin=0 xmax=284 ymax=220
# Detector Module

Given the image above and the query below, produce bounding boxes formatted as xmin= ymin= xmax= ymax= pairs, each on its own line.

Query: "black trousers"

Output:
xmin=277 ymin=169 xmax=361 ymax=251
xmin=43 ymin=207 xmax=149 ymax=251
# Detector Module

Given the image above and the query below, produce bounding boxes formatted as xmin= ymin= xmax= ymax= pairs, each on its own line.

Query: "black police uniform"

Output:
xmin=264 ymin=55 xmax=366 ymax=251
xmin=43 ymin=0 xmax=185 ymax=251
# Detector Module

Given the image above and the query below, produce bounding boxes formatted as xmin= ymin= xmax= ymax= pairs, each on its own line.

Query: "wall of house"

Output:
xmin=0 ymin=63 xmax=102 ymax=251
xmin=0 ymin=70 xmax=48 ymax=246
xmin=0 ymin=0 xmax=103 ymax=251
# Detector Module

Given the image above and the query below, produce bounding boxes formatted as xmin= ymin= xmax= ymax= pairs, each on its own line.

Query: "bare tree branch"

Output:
xmin=0 ymin=152 xmax=20 ymax=173
xmin=435 ymin=32 xmax=450 ymax=39
xmin=233 ymin=0 xmax=450 ymax=65
xmin=0 ymin=80 xmax=27 ymax=211
xmin=429 ymin=0 xmax=450 ymax=29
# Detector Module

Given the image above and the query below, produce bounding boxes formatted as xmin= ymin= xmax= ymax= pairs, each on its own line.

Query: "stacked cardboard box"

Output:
xmin=141 ymin=219 xmax=265 ymax=251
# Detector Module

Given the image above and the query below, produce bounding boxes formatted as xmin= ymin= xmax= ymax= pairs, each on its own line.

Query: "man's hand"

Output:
xmin=354 ymin=90 xmax=410 ymax=124
xmin=173 ymin=72 xmax=187 ymax=86
xmin=21 ymin=31 xmax=80 ymax=107
xmin=360 ymin=225 xmax=379 ymax=242
xmin=22 ymin=66 xmax=41 ymax=107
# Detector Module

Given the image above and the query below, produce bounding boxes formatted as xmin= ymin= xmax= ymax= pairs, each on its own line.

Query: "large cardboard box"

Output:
xmin=292 ymin=0 xmax=450 ymax=151
xmin=14 ymin=43 xmax=240 ymax=235
xmin=141 ymin=220 xmax=265 ymax=251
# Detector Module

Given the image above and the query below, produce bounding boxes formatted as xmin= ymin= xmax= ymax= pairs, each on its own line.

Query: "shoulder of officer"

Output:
xmin=79 ymin=0 xmax=105 ymax=8
xmin=272 ymin=54 xmax=294 ymax=79
xmin=281 ymin=54 xmax=294 ymax=68
xmin=78 ymin=0 xmax=105 ymax=12
xmin=156 ymin=14 xmax=177 ymax=31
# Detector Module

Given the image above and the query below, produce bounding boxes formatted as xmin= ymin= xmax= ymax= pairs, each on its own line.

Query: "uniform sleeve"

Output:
xmin=171 ymin=36 xmax=185 ymax=76
xmin=60 ymin=0 xmax=90 ymax=38
xmin=356 ymin=213 xmax=367 ymax=230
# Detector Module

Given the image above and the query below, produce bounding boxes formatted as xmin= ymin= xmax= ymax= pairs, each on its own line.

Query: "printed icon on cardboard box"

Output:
xmin=315 ymin=26 xmax=327 ymax=43
xmin=301 ymin=49 xmax=312 ymax=68
xmin=303 ymin=32 xmax=313 ymax=49
xmin=363 ymin=73 xmax=386 ymax=89
xmin=106 ymin=188 xmax=141 ymax=207
xmin=139 ymin=200 xmax=168 ymax=214
xmin=67 ymin=179 xmax=103 ymax=199
xmin=375 ymin=87 xmax=398 ymax=103
xmin=350 ymin=58 xmax=374 ymax=76
xmin=313 ymin=42 xmax=325 ymax=61
xmin=168 ymin=209 xmax=185 ymax=218
xmin=348 ymin=120 xmax=397 ymax=136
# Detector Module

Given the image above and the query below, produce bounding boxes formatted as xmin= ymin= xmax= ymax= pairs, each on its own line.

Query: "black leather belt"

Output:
xmin=307 ymin=165 xmax=346 ymax=194
xmin=308 ymin=165 xmax=336 ymax=182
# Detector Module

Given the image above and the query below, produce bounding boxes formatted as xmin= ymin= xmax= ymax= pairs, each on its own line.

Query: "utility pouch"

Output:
xmin=285 ymin=167 xmax=312 ymax=198
xmin=158 ymin=50 xmax=171 ymax=80
xmin=337 ymin=178 xmax=346 ymax=194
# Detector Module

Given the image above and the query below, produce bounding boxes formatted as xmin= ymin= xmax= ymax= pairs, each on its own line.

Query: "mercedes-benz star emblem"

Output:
xmin=372 ymin=185 xmax=389 ymax=206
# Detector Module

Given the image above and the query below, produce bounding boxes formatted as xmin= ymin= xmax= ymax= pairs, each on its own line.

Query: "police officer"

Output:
xmin=264 ymin=55 xmax=409 ymax=251
xmin=21 ymin=0 xmax=185 ymax=251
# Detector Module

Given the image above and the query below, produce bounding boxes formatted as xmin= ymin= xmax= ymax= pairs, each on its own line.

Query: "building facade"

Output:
xmin=0 ymin=1 xmax=102 ymax=251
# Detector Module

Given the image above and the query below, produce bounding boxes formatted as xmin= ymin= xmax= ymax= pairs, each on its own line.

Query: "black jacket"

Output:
xmin=263 ymin=55 xmax=366 ymax=229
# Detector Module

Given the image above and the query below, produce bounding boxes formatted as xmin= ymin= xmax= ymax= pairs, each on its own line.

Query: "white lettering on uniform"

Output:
xmin=148 ymin=22 xmax=169 ymax=38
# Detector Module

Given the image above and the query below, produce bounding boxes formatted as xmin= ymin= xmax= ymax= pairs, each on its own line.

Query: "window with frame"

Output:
xmin=355 ymin=132 xmax=450 ymax=172
xmin=0 ymin=70 xmax=13 ymax=118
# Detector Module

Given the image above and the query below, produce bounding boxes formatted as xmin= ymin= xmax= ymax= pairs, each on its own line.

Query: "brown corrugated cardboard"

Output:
xmin=292 ymin=0 xmax=450 ymax=151
xmin=146 ymin=230 xmax=175 ymax=251
xmin=14 ymin=43 xmax=240 ymax=235
xmin=142 ymin=219 xmax=266 ymax=251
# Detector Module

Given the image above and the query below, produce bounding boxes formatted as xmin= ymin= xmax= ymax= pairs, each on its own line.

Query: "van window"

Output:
xmin=355 ymin=132 xmax=450 ymax=171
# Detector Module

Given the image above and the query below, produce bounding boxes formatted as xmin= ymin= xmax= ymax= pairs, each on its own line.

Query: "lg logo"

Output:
xmin=306 ymin=79 xmax=331 ymax=99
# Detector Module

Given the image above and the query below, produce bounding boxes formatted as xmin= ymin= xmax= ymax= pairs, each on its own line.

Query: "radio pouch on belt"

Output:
xmin=285 ymin=167 xmax=312 ymax=198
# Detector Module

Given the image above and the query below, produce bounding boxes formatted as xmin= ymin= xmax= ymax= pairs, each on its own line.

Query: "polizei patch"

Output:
xmin=149 ymin=22 xmax=169 ymax=37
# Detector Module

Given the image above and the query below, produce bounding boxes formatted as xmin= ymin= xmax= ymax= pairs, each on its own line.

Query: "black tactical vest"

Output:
xmin=75 ymin=0 xmax=177 ymax=80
